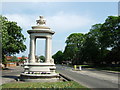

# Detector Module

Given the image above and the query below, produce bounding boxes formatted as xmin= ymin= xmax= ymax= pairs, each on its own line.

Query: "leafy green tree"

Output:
xmin=19 ymin=55 xmax=27 ymax=62
xmin=1 ymin=15 xmax=26 ymax=66
xmin=63 ymin=16 xmax=120 ymax=66
xmin=1 ymin=16 xmax=8 ymax=66
xmin=100 ymin=16 xmax=120 ymax=64
xmin=52 ymin=51 xmax=64 ymax=64
xmin=11 ymin=56 xmax=18 ymax=62
xmin=105 ymin=47 xmax=120 ymax=65
xmin=100 ymin=16 xmax=120 ymax=48
xmin=64 ymin=33 xmax=85 ymax=65
xmin=85 ymin=24 xmax=108 ymax=65
xmin=39 ymin=55 xmax=45 ymax=62
xmin=82 ymin=33 xmax=101 ymax=65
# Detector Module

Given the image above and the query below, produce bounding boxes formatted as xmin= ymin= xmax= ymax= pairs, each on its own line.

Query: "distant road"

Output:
xmin=56 ymin=65 xmax=119 ymax=89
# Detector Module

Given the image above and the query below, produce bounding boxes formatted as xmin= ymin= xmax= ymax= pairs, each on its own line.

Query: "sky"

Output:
xmin=1 ymin=1 xmax=118 ymax=57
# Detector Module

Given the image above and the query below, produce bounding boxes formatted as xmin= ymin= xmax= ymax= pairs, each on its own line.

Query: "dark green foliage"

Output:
xmin=39 ymin=55 xmax=45 ymax=62
xmin=100 ymin=16 xmax=120 ymax=65
xmin=62 ymin=16 xmax=120 ymax=66
xmin=10 ymin=56 xmax=18 ymax=62
xmin=19 ymin=55 xmax=27 ymax=62
xmin=1 ymin=15 xmax=26 ymax=65
xmin=64 ymin=33 xmax=85 ymax=65
xmin=52 ymin=51 xmax=64 ymax=64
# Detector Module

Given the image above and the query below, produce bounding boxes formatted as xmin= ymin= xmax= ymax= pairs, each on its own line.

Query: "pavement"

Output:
xmin=56 ymin=65 xmax=120 ymax=89
xmin=1 ymin=66 xmax=24 ymax=85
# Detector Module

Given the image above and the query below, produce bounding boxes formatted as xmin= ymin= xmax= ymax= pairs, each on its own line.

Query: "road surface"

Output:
xmin=1 ymin=66 xmax=24 ymax=85
xmin=56 ymin=65 xmax=119 ymax=89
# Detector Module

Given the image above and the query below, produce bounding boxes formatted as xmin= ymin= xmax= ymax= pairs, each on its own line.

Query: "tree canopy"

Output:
xmin=52 ymin=51 xmax=64 ymax=64
xmin=39 ymin=55 xmax=45 ymax=62
xmin=1 ymin=15 xmax=26 ymax=65
xmin=53 ymin=16 xmax=120 ymax=66
xmin=64 ymin=33 xmax=85 ymax=64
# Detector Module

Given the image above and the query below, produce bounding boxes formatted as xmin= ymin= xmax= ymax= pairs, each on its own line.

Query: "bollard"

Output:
xmin=79 ymin=66 xmax=82 ymax=70
xmin=74 ymin=65 xmax=77 ymax=70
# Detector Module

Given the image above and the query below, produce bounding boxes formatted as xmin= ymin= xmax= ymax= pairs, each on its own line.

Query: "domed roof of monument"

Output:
xmin=32 ymin=16 xmax=50 ymax=30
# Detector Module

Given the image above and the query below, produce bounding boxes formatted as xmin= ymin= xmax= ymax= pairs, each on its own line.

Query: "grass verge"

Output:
xmin=94 ymin=66 xmax=120 ymax=72
xmin=68 ymin=64 xmax=120 ymax=72
xmin=1 ymin=81 xmax=89 ymax=89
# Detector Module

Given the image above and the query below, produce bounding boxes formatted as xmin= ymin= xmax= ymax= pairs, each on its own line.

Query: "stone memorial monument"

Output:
xmin=20 ymin=16 xmax=59 ymax=82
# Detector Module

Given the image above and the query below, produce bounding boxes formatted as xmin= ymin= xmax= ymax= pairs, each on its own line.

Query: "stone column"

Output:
xmin=49 ymin=37 xmax=52 ymax=60
xmin=34 ymin=38 xmax=36 ymax=56
xmin=29 ymin=34 xmax=36 ymax=63
xmin=49 ymin=37 xmax=54 ymax=64
xmin=45 ymin=37 xmax=51 ymax=63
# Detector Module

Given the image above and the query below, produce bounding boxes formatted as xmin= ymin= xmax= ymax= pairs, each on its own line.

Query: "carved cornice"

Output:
xmin=27 ymin=30 xmax=55 ymax=35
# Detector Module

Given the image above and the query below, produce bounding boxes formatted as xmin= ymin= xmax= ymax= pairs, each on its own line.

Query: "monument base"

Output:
xmin=20 ymin=63 xmax=59 ymax=82
xmin=20 ymin=73 xmax=59 ymax=82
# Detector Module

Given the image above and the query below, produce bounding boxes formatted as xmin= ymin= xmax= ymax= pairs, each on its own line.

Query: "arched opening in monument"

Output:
xmin=36 ymin=38 xmax=45 ymax=63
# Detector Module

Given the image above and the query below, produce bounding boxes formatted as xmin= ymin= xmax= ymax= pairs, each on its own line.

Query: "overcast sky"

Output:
xmin=2 ymin=1 xmax=118 ymax=57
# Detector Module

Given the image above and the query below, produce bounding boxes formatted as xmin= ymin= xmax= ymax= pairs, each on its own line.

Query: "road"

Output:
xmin=56 ymin=65 xmax=119 ymax=89
xmin=1 ymin=66 xmax=24 ymax=85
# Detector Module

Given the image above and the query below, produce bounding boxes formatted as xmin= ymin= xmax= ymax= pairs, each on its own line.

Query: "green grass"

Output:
xmin=95 ymin=66 xmax=120 ymax=72
xmin=1 ymin=81 xmax=89 ymax=89
xmin=71 ymin=64 xmax=120 ymax=72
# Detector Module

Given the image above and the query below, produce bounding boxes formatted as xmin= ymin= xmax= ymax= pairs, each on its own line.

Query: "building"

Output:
xmin=6 ymin=56 xmax=28 ymax=67
xmin=6 ymin=56 xmax=17 ymax=67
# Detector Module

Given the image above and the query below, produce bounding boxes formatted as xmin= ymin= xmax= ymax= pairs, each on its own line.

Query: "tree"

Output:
xmin=82 ymin=33 xmax=101 ymax=65
xmin=19 ymin=55 xmax=27 ymax=62
xmin=100 ymin=16 xmax=120 ymax=64
xmin=1 ymin=16 xmax=8 ymax=66
xmin=100 ymin=16 xmax=120 ymax=48
xmin=62 ymin=16 xmax=119 ymax=66
xmin=105 ymin=47 xmax=120 ymax=65
xmin=11 ymin=56 xmax=18 ymax=62
xmin=64 ymin=33 xmax=85 ymax=65
xmin=1 ymin=15 xmax=26 ymax=66
xmin=39 ymin=55 xmax=45 ymax=62
xmin=84 ymin=24 xmax=108 ymax=65
xmin=52 ymin=51 xmax=64 ymax=64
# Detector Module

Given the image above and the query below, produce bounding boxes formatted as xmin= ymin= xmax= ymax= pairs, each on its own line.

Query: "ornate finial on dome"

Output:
xmin=36 ymin=16 xmax=46 ymax=25
xmin=32 ymin=16 xmax=50 ymax=30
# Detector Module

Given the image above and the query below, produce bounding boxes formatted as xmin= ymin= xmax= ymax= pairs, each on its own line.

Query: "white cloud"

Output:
xmin=4 ymin=12 xmax=95 ymax=33
xmin=46 ymin=12 xmax=95 ymax=33
xmin=4 ymin=14 xmax=36 ymax=30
